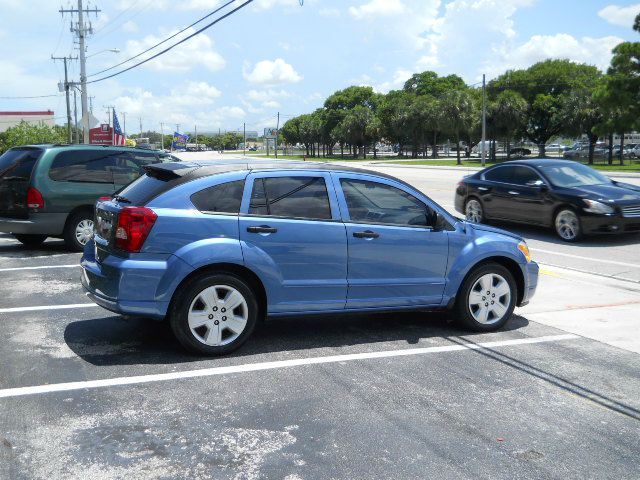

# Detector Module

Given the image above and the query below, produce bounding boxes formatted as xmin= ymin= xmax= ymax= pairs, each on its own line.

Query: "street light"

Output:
xmin=86 ymin=48 xmax=120 ymax=59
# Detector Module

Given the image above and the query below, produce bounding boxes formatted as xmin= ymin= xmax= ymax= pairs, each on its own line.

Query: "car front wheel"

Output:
xmin=554 ymin=208 xmax=581 ymax=242
xmin=454 ymin=263 xmax=516 ymax=331
xmin=465 ymin=198 xmax=484 ymax=223
xmin=170 ymin=273 xmax=258 ymax=355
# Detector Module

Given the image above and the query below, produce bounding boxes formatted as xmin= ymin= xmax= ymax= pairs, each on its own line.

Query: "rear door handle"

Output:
xmin=247 ymin=225 xmax=277 ymax=234
xmin=353 ymin=230 xmax=379 ymax=239
xmin=508 ymin=190 xmax=520 ymax=195
xmin=478 ymin=186 xmax=490 ymax=191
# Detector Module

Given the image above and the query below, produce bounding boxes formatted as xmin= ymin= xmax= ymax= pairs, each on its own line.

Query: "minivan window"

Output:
xmin=0 ymin=147 xmax=43 ymax=180
xmin=50 ymin=150 xmax=119 ymax=183
xmin=191 ymin=180 xmax=245 ymax=214
xmin=249 ymin=176 xmax=332 ymax=220
xmin=340 ymin=179 xmax=430 ymax=226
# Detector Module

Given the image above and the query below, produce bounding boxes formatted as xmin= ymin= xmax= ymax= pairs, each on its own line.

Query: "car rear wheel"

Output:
xmin=64 ymin=211 xmax=94 ymax=251
xmin=454 ymin=263 xmax=516 ymax=331
xmin=170 ymin=273 xmax=258 ymax=356
xmin=554 ymin=209 xmax=581 ymax=242
xmin=465 ymin=198 xmax=484 ymax=223
xmin=13 ymin=234 xmax=47 ymax=247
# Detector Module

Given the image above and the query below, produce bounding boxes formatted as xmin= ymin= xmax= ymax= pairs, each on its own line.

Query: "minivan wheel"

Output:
xmin=14 ymin=234 xmax=47 ymax=247
xmin=465 ymin=198 xmax=484 ymax=223
xmin=554 ymin=208 xmax=581 ymax=242
xmin=454 ymin=263 xmax=516 ymax=332
xmin=170 ymin=273 xmax=258 ymax=356
xmin=64 ymin=211 xmax=94 ymax=251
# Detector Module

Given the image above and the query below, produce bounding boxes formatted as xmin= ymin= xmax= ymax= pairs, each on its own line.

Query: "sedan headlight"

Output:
xmin=583 ymin=199 xmax=614 ymax=214
xmin=517 ymin=241 xmax=532 ymax=263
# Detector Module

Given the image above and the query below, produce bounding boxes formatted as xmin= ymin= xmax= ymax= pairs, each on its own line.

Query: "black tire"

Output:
xmin=63 ymin=210 xmax=94 ymax=252
xmin=554 ymin=208 xmax=582 ymax=242
xmin=169 ymin=272 xmax=258 ymax=356
xmin=13 ymin=234 xmax=47 ymax=247
xmin=453 ymin=262 xmax=516 ymax=332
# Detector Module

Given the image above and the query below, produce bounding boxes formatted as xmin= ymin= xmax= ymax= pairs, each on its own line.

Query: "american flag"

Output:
xmin=113 ymin=110 xmax=126 ymax=145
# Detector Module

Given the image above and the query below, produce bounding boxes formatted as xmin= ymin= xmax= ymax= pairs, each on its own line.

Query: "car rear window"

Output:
xmin=249 ymin=176 xmax=332 ymax=220
xmin=191 ymin=180 xmax=245 ymax=214
xmin=0 ymin=147 xmax=43 ymax=180
xmin=114 ymin=174 xmax=174 ymax=205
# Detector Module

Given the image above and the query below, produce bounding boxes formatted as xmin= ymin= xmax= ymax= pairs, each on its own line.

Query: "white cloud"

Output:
xmin=180 ymin=0 xmax=222 ymax=9
xmin=253 ymin=0 xmax=306 ymax=11
xmin=598 ymin=4 xmax=640 ymax=28
xmin=319 ymin=7 xmax=341 ymax=17
xmin=349 ymin=0 xmax=406 ymax=20
xmin=374 ymin=69 xmax=413 ymax=92
xmin=243 ymin=58 xmax=302 ymax=85
xmin=122 ymin=20 xmax=139 ymax=33
xmin=245 ymin=89 xmax=291 ymax=102
xmin=124 ymin=27 xmax=225 ymax=73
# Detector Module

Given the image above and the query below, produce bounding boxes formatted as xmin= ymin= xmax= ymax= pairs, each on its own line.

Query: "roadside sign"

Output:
xmin=264 ymin=127 xmax=278 ymax=139
xmin=89 ymin=124 xmax=113 ymax=145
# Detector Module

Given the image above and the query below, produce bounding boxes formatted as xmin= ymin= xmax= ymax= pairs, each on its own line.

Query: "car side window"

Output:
xmin=511 ymin=166 xmax=543 ymax=186
xmin=340 ymin=178 xmax=431 ymax=227
xmin=49 ymin=150 xmax=116 ymax=184
xmin=249 ymin=176 xmax=332 ymax=220
xmin=483 ymin=166 xmax=513 ymax=183
xmin=191 ymin=180 xmax=245 ymax=214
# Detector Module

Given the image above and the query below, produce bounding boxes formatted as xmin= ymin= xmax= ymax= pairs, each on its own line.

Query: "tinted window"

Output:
xmin=249 ymin=176 xmax=332 ymax=220
xmin=191 ymin=180 xmax=245 ymax=214
xmin=540 ymin=164 xmax=610 ymax=188
xmin=50 ymin=150 xmax=121 ymax=183
xmin=484 ymin=166 xmax=513 ymax=183
xmin=511 ymin=166 xmax=543 ymax=186
xmin=0 ymin=147 xmax=43 ymax=180
xmin=341 ymin=179 xmax=430 ymax=226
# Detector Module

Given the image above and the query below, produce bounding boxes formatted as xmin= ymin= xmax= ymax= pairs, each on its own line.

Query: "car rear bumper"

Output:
xmin=580 ymin=213 xmax=640 ymax=235
xmin=80 ymin=240 xmax=184 ymax=319
xmin=0 ymin=213 xmax=67 ymax=235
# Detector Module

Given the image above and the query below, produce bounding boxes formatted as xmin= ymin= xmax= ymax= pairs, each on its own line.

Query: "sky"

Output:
xmin=0 ymin=0 xmax=638 ymax=135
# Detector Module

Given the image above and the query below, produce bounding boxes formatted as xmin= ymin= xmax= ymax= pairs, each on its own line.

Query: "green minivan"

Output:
xmin=0 ymin=144 xmax=179 ymax=251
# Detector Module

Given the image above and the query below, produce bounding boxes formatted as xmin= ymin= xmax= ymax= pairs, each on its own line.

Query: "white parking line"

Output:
xmin=0 ymin=303 xmax=98 ymax=314
xmin=0 ymin=334 xmax=578 ymax=399
xmin=0 ymin=264 xmax=80 ymax=272
xmin=532 ymin=248 xmax=640 ymax=269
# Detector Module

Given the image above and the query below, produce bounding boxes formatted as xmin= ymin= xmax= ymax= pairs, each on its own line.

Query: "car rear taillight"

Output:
xmin=27 ymin=187 xmax=45 ymax=209
xmin=115 ymin=207 xmax=157 ymax=252
xmin=98 ymin=196 xmax=111 ymax=202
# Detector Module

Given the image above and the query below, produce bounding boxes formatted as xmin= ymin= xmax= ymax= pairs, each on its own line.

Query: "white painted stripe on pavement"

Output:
xmin=532 ymin=248 xmax=640 ymax=268
xmin=0 ymin=264 xmax=79 ymax=272
xmin=0 ymin=303 xmax=98 ymax=314
xmin=0 ymin=334 xmax=578 ymax=399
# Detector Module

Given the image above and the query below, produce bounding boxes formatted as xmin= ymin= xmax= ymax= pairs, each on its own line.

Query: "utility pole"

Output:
xmin=195 ymin=124 xmax=198 ymax=150
xmin=275 ymin=112 xmax=280 ymax=159
xmin=139 ymin=117 xmax=143 ymax=137
xmin=121 ymin=112 xmax=126 ymax=137
xmin=481 ymin=73 xmax=487 ymax=167
xmin=73 ymin=89 xmax=79 ymax=144
xmin=176 ymin=124 xmax=180 ymax=133
xmin=60 ymin=1 xmax=100 ymax=144
xmin=243 ymin=122 xmax=246 ymax=156
xmin=160 ymin=123 xmax=165 ymax=151
xmin=51 ymin=55 xmax=76 ymax=144
xmin=103 ymin=105 xmax=115 ymax=127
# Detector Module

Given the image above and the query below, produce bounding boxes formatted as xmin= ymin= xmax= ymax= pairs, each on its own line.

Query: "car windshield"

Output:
xmin=540 ymin=164 xmax=611 ymax=188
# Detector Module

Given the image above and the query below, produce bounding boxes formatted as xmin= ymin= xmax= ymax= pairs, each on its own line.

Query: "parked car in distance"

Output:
xmin=455 ymin=159 xmax=640 ymax=241
xmin=0 ymin=144 xmax=179 ymax=250
xmin=82 ymin=160 xmax=538 ymax=355
xmin=563 ymin=146 xmax=606 ymax=160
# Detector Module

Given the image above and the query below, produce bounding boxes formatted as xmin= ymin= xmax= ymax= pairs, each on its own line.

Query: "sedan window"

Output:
xmin=511 ymin=166 xmax=544 ymax=186
xmin=483 ymin=167 xmax=513 ymax=183
xmin=249 ymin=176 xmax=332 ymax=220
xmin=340 ymin=179 xmax=430 ymax=226
xmin=540 ymin=164 xmax=610 ymax=188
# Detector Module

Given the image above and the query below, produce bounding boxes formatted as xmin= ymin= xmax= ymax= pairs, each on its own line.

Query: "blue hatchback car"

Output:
xmin=81 ymin=161 xmax=538 ymax=355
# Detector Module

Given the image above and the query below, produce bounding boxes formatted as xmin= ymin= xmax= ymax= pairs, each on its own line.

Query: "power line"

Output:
xmin=0 ymin=94 xmax=62 ymax=99
xmin=88 ymin=0 xmax=236 ymax=78
xmin=87 ymin=0 xmax=254 ymax=84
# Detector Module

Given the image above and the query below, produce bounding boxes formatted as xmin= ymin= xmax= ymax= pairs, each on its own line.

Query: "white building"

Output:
xmin=0 ymin=110 xmax=55 ymax=133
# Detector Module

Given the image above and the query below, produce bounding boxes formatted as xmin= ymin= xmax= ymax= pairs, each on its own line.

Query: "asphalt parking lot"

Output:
xmin=1 ymin=230 xmax=639 ymax=479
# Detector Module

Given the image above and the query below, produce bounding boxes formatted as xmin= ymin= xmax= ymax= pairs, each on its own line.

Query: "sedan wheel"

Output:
xmin=454 ymin=263 xmax=516 ymax=331
xmin=170 ymin=273 xmax=258 ymax=355
xmin=555 ymin=209 xmax=581 ymax=242
xmin=465 ymin=199 xmax=484 ymax=223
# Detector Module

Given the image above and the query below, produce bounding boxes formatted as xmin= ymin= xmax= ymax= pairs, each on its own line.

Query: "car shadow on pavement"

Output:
xmin=63 ymin=312 xmax=530 ymax=367
xmin=487 ymin=221 xmax=640 ymax=248
xmin=0 ymin=238 xmax=71 ymax=258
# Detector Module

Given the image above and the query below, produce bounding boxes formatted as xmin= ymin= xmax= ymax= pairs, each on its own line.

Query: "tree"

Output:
xmin=491 ymin=59 xmax=601 ymax=157
xmin=441 ymin=89 xmax=475 ymax=164
xmin=336 ymin=106 xmax=374 ymax=158
xmin=0 ymin=121 xmax=66 ymax=152
xmin=403 ymin=71 xmax=466 ymax=97
xmin=562 ymin=87 xmax=603 ymax=164
xmin=377 ymin=90 xmax=413 ymax=156
xmin=489 ymin=90 xmax=527 ymax=161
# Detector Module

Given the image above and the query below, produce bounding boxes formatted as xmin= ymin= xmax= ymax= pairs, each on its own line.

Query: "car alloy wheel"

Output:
xmin=187 ymin=284 xmax=249 ymax=347
xmin=465 ymin=199 xmax=483 ymax=223
xmin=467 ymin=273 xmax=511 ymax=325
xmin=75 ymin=219 xmax=94 ymax=246
xmin=555 ymin=209 xmax=580 ymax=241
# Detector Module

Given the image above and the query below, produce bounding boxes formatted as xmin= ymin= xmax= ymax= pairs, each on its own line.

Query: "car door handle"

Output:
xmin=478 ymin=186 xmax=490 ymax=191
xmin=247 ymin=225 xmax=277 ymax=234
xmin=353 ymin=230 xmax=380 ymax=239
xmin=508 ymin=190 xmax=520 ymax=195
